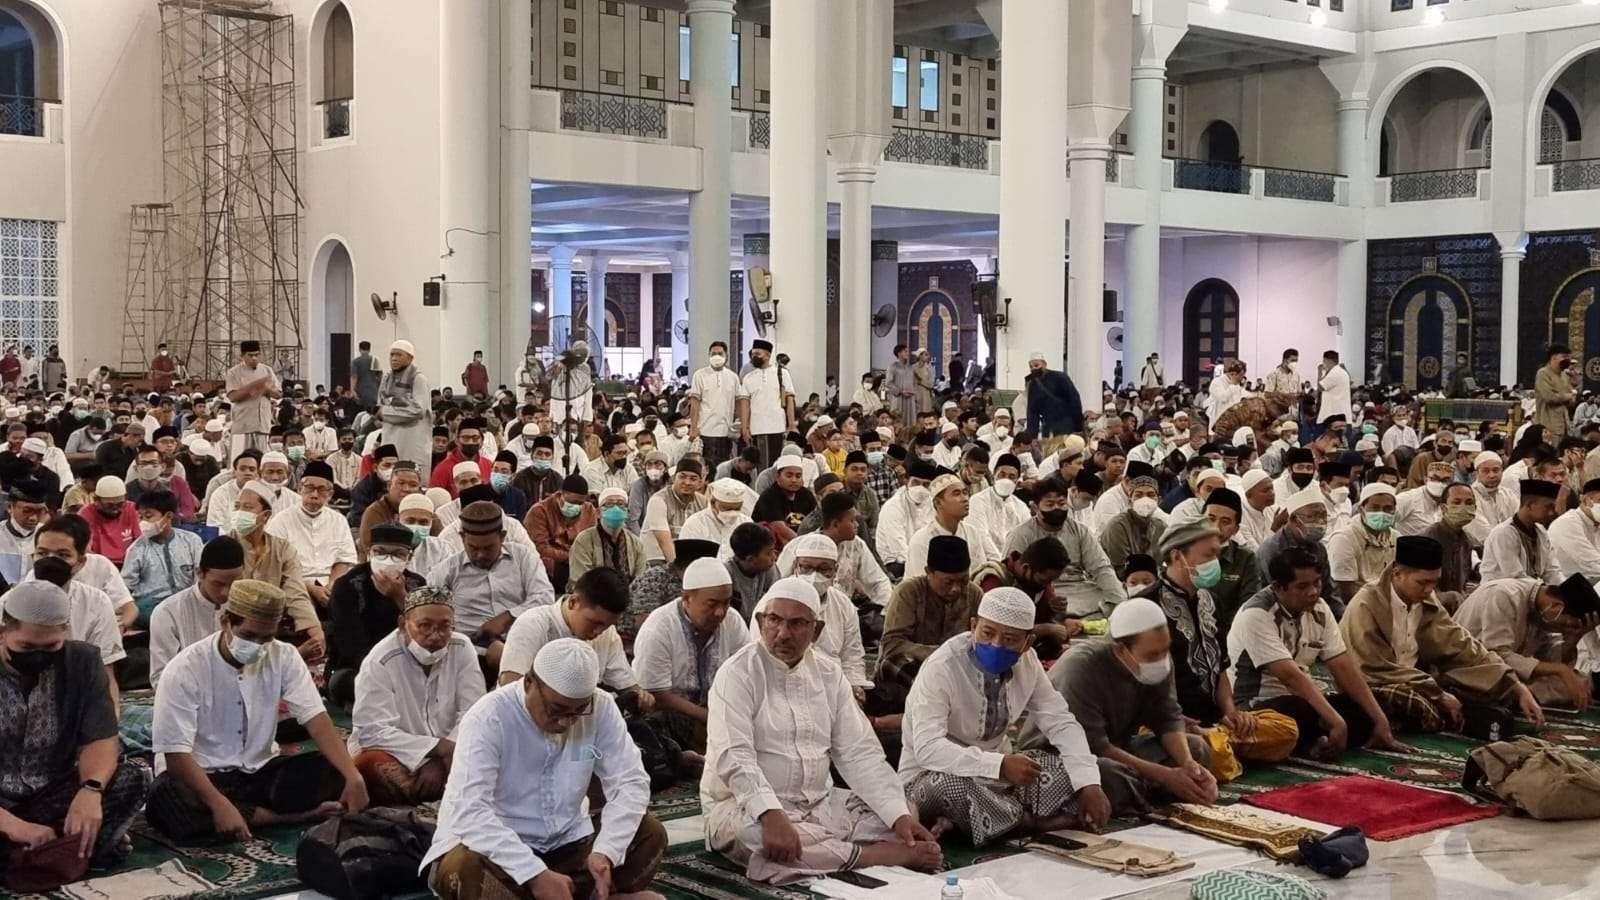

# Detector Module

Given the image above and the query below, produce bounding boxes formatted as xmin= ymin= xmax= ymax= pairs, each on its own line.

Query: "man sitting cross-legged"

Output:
xmin=146 ymin=580 xmax=369 ymax=843
xmin=703 ymin=577 xmax=942 ymax=884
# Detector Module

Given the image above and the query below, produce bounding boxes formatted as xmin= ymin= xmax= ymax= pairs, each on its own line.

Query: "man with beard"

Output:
xmin=1023 ymin=352 xmax=1084 ymax=443
xmin=428 ymin=418 xmax=490 ymax=495
xmin=376 ymin=340 xmax=432 ymax=471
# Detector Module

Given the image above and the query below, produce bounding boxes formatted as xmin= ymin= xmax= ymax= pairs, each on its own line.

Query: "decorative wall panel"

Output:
xmin=1366 ymin=235 xmax=1499 ymax=386
xmin=1525 ymin=230 xmax=1600 ymax=390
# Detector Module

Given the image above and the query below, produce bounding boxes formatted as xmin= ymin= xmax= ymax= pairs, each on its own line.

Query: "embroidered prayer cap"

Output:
xmin=451 ymin=460 xmax=479 ymax=479
xmin=710 ymin=478 xmax=745 ymax=504
xmin=1284 ymin=485 xmax=1326 ymax=515
xmin=772 ymin=456 xmax=805 ymax=472
xmin=1358 ymin=482 xmax=1396 ymax=506
xmin=224 ymin=578 xmax=287 ymax=622
xmin=424 ymin=487 xmax=453 ymax=509
xmin=3 ymin=581 xmax=69 ymax=626
xmin=533 ymin=637 xmax=600 ymax=701
xmin=598 ymin=487 xmax=628 ymax=504
xmin=977 ymin=587 xmax=1036 ymax=631
xmin=1393 ymin=535 xmax=1444 ymax=570
xmin=1108 ymin=597 xmax=1167 ymax=639
xmin=681 ymin=556 xmax=732 ymax=591
xmin=1474 ymin=451 xmax=1502 ymax=469
xmin=403 ymin=586 xmax=452 ymax=613
xmin=370 ymin=522 xmax=416 ymax=548
xmin=1557 ymin=573 xmax=1600 ymax=619
xmin=458 ymin=500 xmax=505 ymax=535
xmin=19 ymin=438 xmax=46 ymax=456
xmin=928 ymin=474 xmax=964 ymax=498
xmin=301 ymin=460 xmax=334 ymax=483
xmin=1231 ymin=426 xmax=1254 ymax=448
xmin=756 ymin=575 xmax=822 ymax=618
xmin=1205 ymin=487 xmax=1242 ymax=516
xmin=94 ymin=476 xmax=125 ymax=498
xmin=1521 ymin=479 xmax=1560 ymax=501
xmin=1029 ymin=351 xmax=1047 ymax=363
xmin=1056 ymin=435 xmax=1086 ymax=460
xmin=390 ymin=339 xmax=415 ymax=357
xmin=788 ymin=533 xmax=838 ymax=561
xmin=926 ymin=535 xmax=970 ymax=574
xmin=1157 ymin=519 xmax=1220 ymax=558
xmin=261 ymin=451 xmax=289 ymax=468
xmin=1241 ymin=469 xmax=1272 ymax=493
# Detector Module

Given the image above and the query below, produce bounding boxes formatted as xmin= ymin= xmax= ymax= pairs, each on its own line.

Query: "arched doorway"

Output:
xmin=1550 ymin=270 xmax=1600 ymax=392
xmin=1181 ymin=278 xmax=1239 ymax=386
xmin=907 ymin=289 xmax=959 ymax=376
xmin=1199 ymin=120 xmax=1241 ymax=164
xmin=311 ymin=238 xmax=355 ymax=390
xmin=1385 ymin=275 xmax=1471 ymax=390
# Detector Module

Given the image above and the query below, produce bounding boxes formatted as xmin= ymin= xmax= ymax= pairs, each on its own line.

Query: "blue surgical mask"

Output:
xmin=490 ymin=472 xmax=511 ymax=490
xmin=867 ymin=450 xmax=885 ymax=466
xmin=532 ymin=459 xmax=552 ymax=471
xmin=560 ymin=501 xmax=582 ymax=518
xmin=407 ymin=523 xmax=431 ymax=542
xmin=972 ymin=641 xmax=1023 ymax=675
xmin=600 ymin=505 xmax=627 ymax=530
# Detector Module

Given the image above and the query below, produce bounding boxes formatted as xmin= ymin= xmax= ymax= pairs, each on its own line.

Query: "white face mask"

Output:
xmin=231 ymin=510 xmax=258 ymax=535
xmin=407 ymin=639 xmax=446 ymax=666
xmin=717 ymin=509 xmax=744 ymax=526
xmin=708 ymin=354 xmax=726 ymax=370
xmin=806 ymin=572 xmax=834 ymax=596
xmin=370 ymin=553 xmax=408 ymax=578
xmin=908 ymin=485 xmax=931 ymax=505
xmin=1132 ymin=653 xmax=1172 ymax=685
xmin=228 ymin=634 xmax=265 ymax=666
xmin=1425 ymin=481 xmax=1447 ymax=499
xmin=993 ymin=478 xmax=1016 ymax=499
xmin=994 ymin=425 xmax=1010 ymax=438
xmin=1589 ymin=505 xmax=1600 ymax=527
xmin=1328 ymin=486 xmax=1350 ymax=505
xmin=674 ymin=426 xmax=689 ymax=439
xmin=1132 ymin=497 xmax=1159 ymax=518
xmin=138 ymin=519 xmax=163 ymax=539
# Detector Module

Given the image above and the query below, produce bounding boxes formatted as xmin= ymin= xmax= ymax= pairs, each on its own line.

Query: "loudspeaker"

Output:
xmin=1102 ymin=289 xmax=1120 ymax=323
xmin=972 ymin=278 xmax=998 ymax=318
xmin=423 ymin=282 xmax=441 ymax=307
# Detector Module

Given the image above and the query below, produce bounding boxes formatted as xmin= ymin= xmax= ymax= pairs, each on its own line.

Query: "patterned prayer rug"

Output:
xmin=649 ymin=782 xmax=704 ymax=822
xmin=1243 ymin=774 xmax=1500 ymax=840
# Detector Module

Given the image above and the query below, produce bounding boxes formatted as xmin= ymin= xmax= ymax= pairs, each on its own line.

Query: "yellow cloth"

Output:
xmin=1203 ymin=710 xmax=1299 ymax=782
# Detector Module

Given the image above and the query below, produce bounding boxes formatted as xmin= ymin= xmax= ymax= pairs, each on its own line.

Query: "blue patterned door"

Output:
xmin=1384 ymin=275 xmax=1472 ymax=391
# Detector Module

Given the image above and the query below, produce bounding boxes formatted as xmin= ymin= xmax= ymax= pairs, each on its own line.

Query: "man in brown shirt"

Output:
xmin=523 ymin=473 xmax=597 ymax=593
xmin=358 ymin=462 xmax=422 ymax=557
xmin=877 ymin=535 xmax=981 ymax=699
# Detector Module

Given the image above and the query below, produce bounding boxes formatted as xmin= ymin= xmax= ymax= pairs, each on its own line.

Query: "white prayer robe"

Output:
xmin=966 ymin=487 xmax=1031 ymax=557
xmin=1549 ymin=506 xmax=1600 ymax=580
xmin=1092 ymin=483 xmax=1133 ymax=533
xmin=775 ymin=536 xmax=892 ymax=608
xmin=1479 ymin=519 xmax=1562 ymax=585
xmin=875 ymin=489 xmax=932 ymax=566
xmin=419 ymin=683 xmax=649 ymax=886
xmin=677 ymin=507 xmax=750 ymax=561
xmin=266 ymin=502 xmax=358 ymax=582
xmin=1393 ymin=485 xmax=1444 ymax=537
xmin=148 ymin=585 xmax=223 ymax=686
xmin=632 ymin=598 xmax=751 ymax=698
xmin=702 ymin=641 xmax=910 ymax=884
xmin=348 ymin=631 xmax=484 ymax=771
xmin=905 ymin=519 xmax=997 ymax=578
xmin=499 ymin=603 xmax=635 ymax=688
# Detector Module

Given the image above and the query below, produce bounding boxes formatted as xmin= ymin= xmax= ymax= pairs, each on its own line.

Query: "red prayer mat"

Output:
xmin=1242 ymin=773 xmax=1500 ymax=840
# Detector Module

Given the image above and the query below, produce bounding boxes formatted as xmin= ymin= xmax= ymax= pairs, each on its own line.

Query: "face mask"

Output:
xmin=73 ymin=410 xmax=88 ymax=420
xmin=460 ymin=444 xmax=481 ymax=459
xmin=286 ymin=446 xmax=305 ymax=462
xmin=269 ymin=442 xmax=284 ymax=453
xmin=137 ymin=464 xmax=161 ymax=482
xmin=993 ymin=478 xmax=1016 ymax=499
xmin=1144 ymin=435 xmax=1161 ymax=450
xmin=407 ymin=639 xmax=447 ymax=666
xmin=1039 ymin=508 xmax=1069 ymax=528
xmin=972 ymin=641 xmax=1023 ymax=675
xmin=138 ymin=519 xmax=164 ymax=539
xmin=1071 ymin=493 xmax=1094 ymax=511
xmin=377 ymin=467 xmax=394 ymax=483
xmin=867 ymin=450 xmax=885 ymax=466
xmin=232 ymin=510 xmax=258 ymax=535
xmin=339 ymin=442 xmax=354 ymax=452
xmin=1328 ymin=487 xmax=1350 ymax=505
xmin=1363 ymin=511 xmax=1395 ymax=532
xmin=490 ymin=472 xmax=511 ymax=490
xmin=1131 ymin=653 xmax=1172 ymax=686
xmin=1588 ymin=505 xmax=1600 ymax=527
xmin=1301 ymin=523 xmax=1327 ymax=542
xmin=600 ymin=505 xmax=627 ymax=530
xmin=647 ymin=466 xmax=667 ymax=482
xmin=228 ymin=634 xmax=264 ymax=666
xmin=908 ymin=485 xmax=931 ymax=505
xmin=560 ymin=501 xmax=582 ymax=519
xmin=717 ymin=509 xmax=743 ymax=526
xmin=1190 ymin=558 xmax=1223 ymax=589
xmin=1291 ymin=472 xmax=1314 ymax=489
xmin=1441 ymin=505 xmax=1476 ymax=528
xmin=7 ymin=647 xmax=61 ymax=676
xmin=994 ymin=426 xmax=1010 ymax=438
xmin=1362 ymin=424 xmax=1378 ymax=435
xmin=1425 ymin=481 xmax=1446 ymax=499
xmin=674 ymin=426 xmax=689 ymax=438
xmin=806 ymin=572 xmax=833 ymax=596
xmin=709 ymin=354 xmax=726 ymax=370
xmin=1132 ymin=497 xmax=1159 ymax=518
xmin=532 ymin=458 xmax=552 ymax=471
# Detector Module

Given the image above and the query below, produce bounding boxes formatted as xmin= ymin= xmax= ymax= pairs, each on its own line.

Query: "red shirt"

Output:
xmin=428 ymin=450 xmax=492 ymax=496
xmin=78 ymin=503 xmax=141 ymax=566
xmin=0 ymin=355 xmax=19 ymax=385
xmin=461 ymin=362 xmax=489 ymax=397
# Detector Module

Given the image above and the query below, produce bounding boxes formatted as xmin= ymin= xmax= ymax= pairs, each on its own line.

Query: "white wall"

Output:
xmin=1178 ymin=64 xmax=1340 ymax=172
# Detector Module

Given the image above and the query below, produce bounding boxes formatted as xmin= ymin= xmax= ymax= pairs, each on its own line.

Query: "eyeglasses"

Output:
xmin=541 ymin=687 xmax=594 ymax=721
xmin=301 ymin=483 xmax=333 ymax=496
xmin=757 ymin=612 xmax=817 ymax=633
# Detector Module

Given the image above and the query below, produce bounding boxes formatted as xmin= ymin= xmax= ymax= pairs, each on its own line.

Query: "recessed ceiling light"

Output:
xmin=1422 ymin=7 xmax=1445 ymax=25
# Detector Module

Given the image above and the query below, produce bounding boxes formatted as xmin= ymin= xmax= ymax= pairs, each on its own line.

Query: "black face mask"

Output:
xmin=459 ymin=443 xmax=481 ymax=459
xmin=8 ymin=647 xmax=61 ymax=677
xmin=1039 ymin=508 xmax=1069 ymax=528
xmin=1291 ymin=472 xmax=1315 ymax=489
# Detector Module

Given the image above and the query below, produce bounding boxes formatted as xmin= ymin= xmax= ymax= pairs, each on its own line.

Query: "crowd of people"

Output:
xmin=0 ymin=332 xmax=1597 ymax=898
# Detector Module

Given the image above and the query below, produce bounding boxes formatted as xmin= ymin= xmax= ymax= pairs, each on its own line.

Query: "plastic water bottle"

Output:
xmin=941 ymin=874 xmax=964 ymax=899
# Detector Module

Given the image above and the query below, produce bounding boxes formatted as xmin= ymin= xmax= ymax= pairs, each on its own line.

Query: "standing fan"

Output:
xmin=871 ymin=304 xmax=896 ymax=338
xmin=673 ymin=320 xmax=690 ymax=343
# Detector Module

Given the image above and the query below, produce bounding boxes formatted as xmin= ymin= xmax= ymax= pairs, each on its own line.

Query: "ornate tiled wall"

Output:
xmin=1365 ymin=235 xmax=1500 ymax=386
xmin=0 ymin=219 xmax=61 ymax=356
xmin=1523 ymin=230 xmax=1600 ymax=390
xmin=897 ymin=260 xmax=979 ymax=378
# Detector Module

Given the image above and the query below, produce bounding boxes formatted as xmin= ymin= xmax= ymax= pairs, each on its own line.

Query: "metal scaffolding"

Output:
xmin=157 ymin=0 xmax=303 ymax=381
xmin=119 ymin=203 xmax=173 ymax=372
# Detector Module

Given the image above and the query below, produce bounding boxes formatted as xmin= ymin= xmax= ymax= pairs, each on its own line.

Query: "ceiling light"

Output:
xmin=1422 ymin=7 xmax=1445 ymax=25
xmin=1310 ymin=9 xmax=1327 ymax=26
xmin=1208 ymin=0 xmax=1228 ymax=10
xmin=533 ymin=302 xmax=547 ymax=313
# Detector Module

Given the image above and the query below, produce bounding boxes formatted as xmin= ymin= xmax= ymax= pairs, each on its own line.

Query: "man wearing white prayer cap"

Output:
xmin=1327 ymin=482 xmax=1398 ymax=603
xmin=377 ymin=337 xmax=432 ymax=471
xmin=423 ymin=636 xmax=668 ymax=899
xmin=567 ymin=486 xmax=646 ymax=586
xmin=1255 ymin=482 xmax=1340 ymax=617
xmin=1019 ymin=597 xmax=1218 ymax=814
xmin=1236 ymin=467 xmax=1278 ymax=551
xmin=1471 ymin=450 xmax=1518 ymax=533
xmin=631 ymin=555 xmax=749 ymax=753
xmin=780 ymin=535 xmax=871 ymax=690
xmin=677 ymin=478 xmax=753 ymax=560
xmin=702 ymin=577 xmax=942 ymax=884
xmin=900 ymin=588 xmax=1110 ymax=846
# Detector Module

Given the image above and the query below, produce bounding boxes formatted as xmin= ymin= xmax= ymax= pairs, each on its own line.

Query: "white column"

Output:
xmin=1068 ymin=140 xmax=1112 ymax=395
xmin=741 ymin=234 xmax=769 ymax=361
xmin=768 ymin=0 xmax=828 ymax=398
xmin=498 ymin=0 xmax=533 ymax=377
xmin=869 ymin=240 xmax=899 ymax=371
xmin=686 ymin=0 xmax=735 ymax=369
xmin=1499 ymin=237 xmax=1527 ymax=387
xmin=837 ymin=164 xmax=875 ymax=385
xmin=438 ymin=0 xmax=496 ymax=381
xmin=997 ymin=2 xmax=1068 ymax=393
xmin=1335 ymin=98 xmax=1371 ymax=370
xmin=638 ymin=267 xmax=655 ymax=361
xmin=548 ymin=245 xmax=575 ymax=329
xmin=585 ymin=253 xmax=609 ymax=372
xmin=1123 ymin=64 xmax=1164 ymax=374
xmin=669 ymin=250 xmax=690 ymax=371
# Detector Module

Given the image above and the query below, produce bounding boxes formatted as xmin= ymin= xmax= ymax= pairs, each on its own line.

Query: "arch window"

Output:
xmin=1181 ymin=279 xmax=1239 ymax=386
xmin=318 ymin=2 xmax=353 ymax=140
xmin=0 ymin=6 xmax=43 ymax=137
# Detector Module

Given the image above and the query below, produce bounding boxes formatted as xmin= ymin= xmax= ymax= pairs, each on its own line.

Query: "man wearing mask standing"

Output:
xmin=737 ymin=340 xmax=796 ymax=469
xmin=1023 ymin=352 xmax=1083 ymax=449
xmin=1262 ymin=349 xmax=1300 ymax=397
xmin=1535 ymin=344 xmax=1576 ymax=440
xmin=377 ymin=340 xmax=432 ymax=472
xmin=1139 ymin=353 xmax=1163 ymax=392
xmin=1315 ymin=350 xmax=1351 ymax=435
xmin=689 ymin=340 xmax=740 ymax=475
xmin=223 ymin=340 xmax=280 ymax=457
xmin=460 ymin=350 xmax=489 ymax=400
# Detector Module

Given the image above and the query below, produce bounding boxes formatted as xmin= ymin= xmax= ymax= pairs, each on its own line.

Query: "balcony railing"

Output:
xmin=1552 ymin=158 xmax=1600 ymax=193
xmin=317 ymin=97 xmax=351 ymax=141
xmin=745 ymin=110 xmax=770 ymax=150
xmin=1260 ymin=164 xmax=1339 ymax=203
xmin=883 ymin=126 xmax=990 ymax=170
xmin=1389 ymin=167 xmax=1482 ymax=203
xmin=1171 ymin=158 xmax=1251 ymax=195
xmin=0 ymin=94 xmax=44 ymax=138
xmin=559 ymin=90 xmax=676 ymax=140
xmin=1105 ymin=154 xmax=1126 ymax=183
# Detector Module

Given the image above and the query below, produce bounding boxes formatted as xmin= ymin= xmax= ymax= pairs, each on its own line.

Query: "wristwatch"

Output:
xmin=79 ymin=779 xmax=104 ymax=794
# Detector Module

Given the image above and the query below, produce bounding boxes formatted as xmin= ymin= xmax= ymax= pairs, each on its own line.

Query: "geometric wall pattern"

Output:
xmin=0 ymin=218 xmax=61 ymax=355
xmin=1366 ymin=234 xmax=1500 ymax=386
xmin=1524 ymin=229 xmax=1600 ymax=390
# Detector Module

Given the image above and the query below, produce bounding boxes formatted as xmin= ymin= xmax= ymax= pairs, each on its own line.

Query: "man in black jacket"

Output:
xmin=324 ymin=522 xmax=426 ymax=707
xmin=1025 ymin=353 xmax=1084 ymax=440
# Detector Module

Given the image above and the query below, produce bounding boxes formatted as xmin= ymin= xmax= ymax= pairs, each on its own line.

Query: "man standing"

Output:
xmin=150 ymin=342 xmax=177 ymax=391
xmin=887 ymin=344 xmax=918 ymax=428
xmin=460 ymin=350 xmax=489 ymax=400
xmin=1316 ymin=350 xmax=1351 ymax=429
xmin=377 ymin=340 xmax=432 ymax=472
xmin=350 ymin=341 xmax=380 ymax=410
xmin=703 ymin=578 xmax=941 ymax=884
xmin=1535 ymin=344 xmax=1576 ymax=440
xmin=1024 ymin=352 xmax=1083 ymax=442
xmin=737 ymin=340 xmax=796 ymax=468
xmin=1139 ymin=353 xmax=1163 ymax=391
xmin=1262 ymin=349 xmax=1301 ymax=397
xmin=688 ymin=340 xmax=740 ymax=475
xmin=224 ymin=340 xmax=280 ymax=457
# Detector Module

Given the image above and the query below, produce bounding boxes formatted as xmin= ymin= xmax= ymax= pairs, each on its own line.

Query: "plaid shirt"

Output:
xmin=865 ymin=462 xmax=900 ymax=506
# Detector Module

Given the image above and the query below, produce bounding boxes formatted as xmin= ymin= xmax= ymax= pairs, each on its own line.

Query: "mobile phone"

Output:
xmin=1032 ymin=833 xmax=1088 ymax=852
xmin=832 ymin=871 xmax=889 ymax=889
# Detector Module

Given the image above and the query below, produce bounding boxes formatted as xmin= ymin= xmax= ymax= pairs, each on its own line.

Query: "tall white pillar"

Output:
xmin=438 ymin=0 xmax=496 ymax=380
xmin=585 ymin=253 xmax=609 ymax=373
xmin=1499 ymin=235 xmax=1527 ymax=387
xmin=498 ymin=0 xmax=532 ymax=378
xmin=836 ymin=164 xmax=876 ymax=385
xmin=741 ymin=234 xmax=769 ymax=362
xmin=768 ymin=0 xmax=828 ymax=397
xmin=669 ymin=250 xmax=690 ymax=371
xmin=548 ymin=245 xmax=575 ymax=333
xmin=1335 ymin=99 xmax=1372 ymax=370
xmin=1124 ymin=64 xmax=1165 ymax=374
xmin=869 ymin=240 xmax=899 ymax=371
xmin=997 ymin=2 xmax=1068 ymax=393
xmin=1335 ymin=240 xmax=1366 ymax=379
xmin=1068 ymin=141 xmax=1112 ymax=395
xmin=638 ymin=266 xmax=655 ymax=360
xmin=686 ymin=0 xmax=735 ymax=370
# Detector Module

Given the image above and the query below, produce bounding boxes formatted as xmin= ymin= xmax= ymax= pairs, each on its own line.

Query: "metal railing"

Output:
xmin=883 ymin=126 xmax=989 ymax=170
xmin=1171 ymin=158 xmax=1251 ymax=194
xmin=0 ymin=94 xmax=44 ymax=137
xmin=1552 ymin=158 xmax=1600 ymax=193
xmin=745 ymin=110 xmax=770 ymax=150
xmin=559 ymin=89 xmax=677 ymax=140
xmin=1388 ymin=167 xmax=1482 ymax=203
xmin=1105 ymin=154 xmax=1126 ymax=183
xmin=318 ymin=97 xmax=351 ymax=140
xmin=1259 ymin=164 xmax=1339 ymax=203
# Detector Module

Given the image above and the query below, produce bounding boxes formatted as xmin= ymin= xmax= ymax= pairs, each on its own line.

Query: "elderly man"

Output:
xmin=422 ymin=639 xmax=666 ymax=900
xmin=703 ymin=577 xmax=941 ymax=884
xmin=230 ymin=479 xmax=324 ymax=661
xmin=223 ymin=340 xmax=280 ymax=456
xmin=640 ymin=458 xmax=709 ymax=565
xmin=358 ymin=460 xmax=423 ymax=555
xmin=878 ymin=536 xmax=981 ymax=697
xmin=1020 ymin=598 xmax=1218 ymax=814
xmin=1327 ymin=482 xmax=1398 ymax=603
xmin=149 ymin=537 xmax=245 ymax=687
xmin=1235 ymin=470 xmax=1278 ymax=553
xmin=900 ymin=588 xmax=1109 ymax=845
xmin=498 ymin=569 xmax=653 ymax=716
xmin=1455 ymin=574 xmax=1600 ymax=709
xmin=1256 ymin=485 xmax=1339 ymax=614
xmin=1394 ymin=461 xmax=1455 ymax=537
xmin=1471 ymin=451 xmax=1519 ymax=536
xmin=906 ymin=474 xmax=998 ymax=576
xmin=783 ymin=534 xmax=871 ymax=690
xmin=1480 ymin=478 xmax=1562 ymax=583
xmin=147 ymin=581 xmax=368 ymax=843
xmin=349 ymin=587 xmax=484 ymax=806
xmin=1006 ymin=476 xmax=1124 ymax=618
xmin=679 ymin=477 xmax=752 ymax=559
xmin=1099 ymin=467 xmax=1167 ymax=573
xmin=377 ymin=340 xmax=432 ymax=471
xmin=524 ymin=474 xmax=596 ymax=593
xmin=1341 ymin=536 xmax=1543 ymax=733
xmin=427 ymin=500 xmax=555 ymax=670
xmin=631 ymin=557 xmax=749 ymax=755
xmin=569 ymin=487 xmax=646 ymax=586
xmin=266 ymin=460 xmax=356 ymax=611
xmin=325 ymin=523 xmax=427 ymax=705
xmin=1230 ymin=547 xmax=1406 ymax=759
xmin=0 ymin=582 xmax=151 ymax=871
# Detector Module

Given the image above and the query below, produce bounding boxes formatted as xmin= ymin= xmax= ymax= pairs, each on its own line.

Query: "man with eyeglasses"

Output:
xmin=266 ymin=461 xmax=356 ymax=611
xmin=424 ymin=638 xmax=666 ymax=900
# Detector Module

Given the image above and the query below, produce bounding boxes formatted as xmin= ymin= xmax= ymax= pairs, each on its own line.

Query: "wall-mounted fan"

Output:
xmin=872 ymin=304 xmax=896 ymax=338
xmin=370 ymin=292 xmax=398 ymax=321
xmin=673 ymin=320 xmax=689 ymax=343
xmin=1106 ymin=326 xmax=1124 ymax=352
xmin=746 ymin=297 xmax=769 ymax=339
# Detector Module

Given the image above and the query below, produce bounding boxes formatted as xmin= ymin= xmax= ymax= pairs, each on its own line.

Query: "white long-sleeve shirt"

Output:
xmin=1093 ymin=484 xmax=1133 ymax=533
xmin=302 ymin=424 xmax=339 ymax=457
xmin=702 ymin=641 xmax=909 ymax=831
xmin=967 ymin=487 xmax=1031 ymax=557
xmin=900 ymin=633 xmax=1100 ymax=791
xmin=499 ymin=603 xmax=634 ymax=688
xmin=426 ymin=542 xmax=554 ymax=634
xmin=1479 ymin=519 xmax=1562 ymax=584
xmin=1393 ymin=485 xmax=1444 ymax=537
xmin=1549 ymin=506 xmax=1600 ymax=581
xmin=875 ymin=489 xmax=931 ymax=566
xmin=348 ymin=630 xmax=484 ymax=771
xmin=776 ymin=535 xmax=892 ymax=608
xmin=266 ymin=503 xmax=358 ymax=582
xmin=1380 ymin=425 xmax=1419 ymax=457
xmin=1317 ymin=364 xmax=1352 ymax=423
xmin=148 ymin=585 xmax=222 ymax=686
xmin=905 ymin=519 xmax=998 ymax=577
xmin=809 ymin=585 xmax=871 ymax=688
xmin=420 ymin=683 xmax=649 ymax=886
xmin=677 ymin=507 xmax=750 ymax=561
xmin=632 ymin=598 xmax=750 ymax=699
xmin=152 ymin=637 xmax=324 ymax=774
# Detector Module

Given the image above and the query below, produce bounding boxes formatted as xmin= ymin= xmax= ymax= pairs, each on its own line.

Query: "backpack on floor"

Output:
xmin=296 ymin=806 xmax=437 ymax=900
xmin=1462 ymin=737 xmax=1600 ymax=820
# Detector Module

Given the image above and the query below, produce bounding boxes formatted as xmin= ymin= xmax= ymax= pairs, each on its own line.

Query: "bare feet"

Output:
xmin=928 ymin=816 xmax=956 ymax=838
xmin=855 ymin=839 xmax=944 ymax=871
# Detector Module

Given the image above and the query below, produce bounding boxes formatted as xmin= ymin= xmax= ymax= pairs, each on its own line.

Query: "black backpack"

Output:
xmin=296 ymin=807 xmax=436 ymax=900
